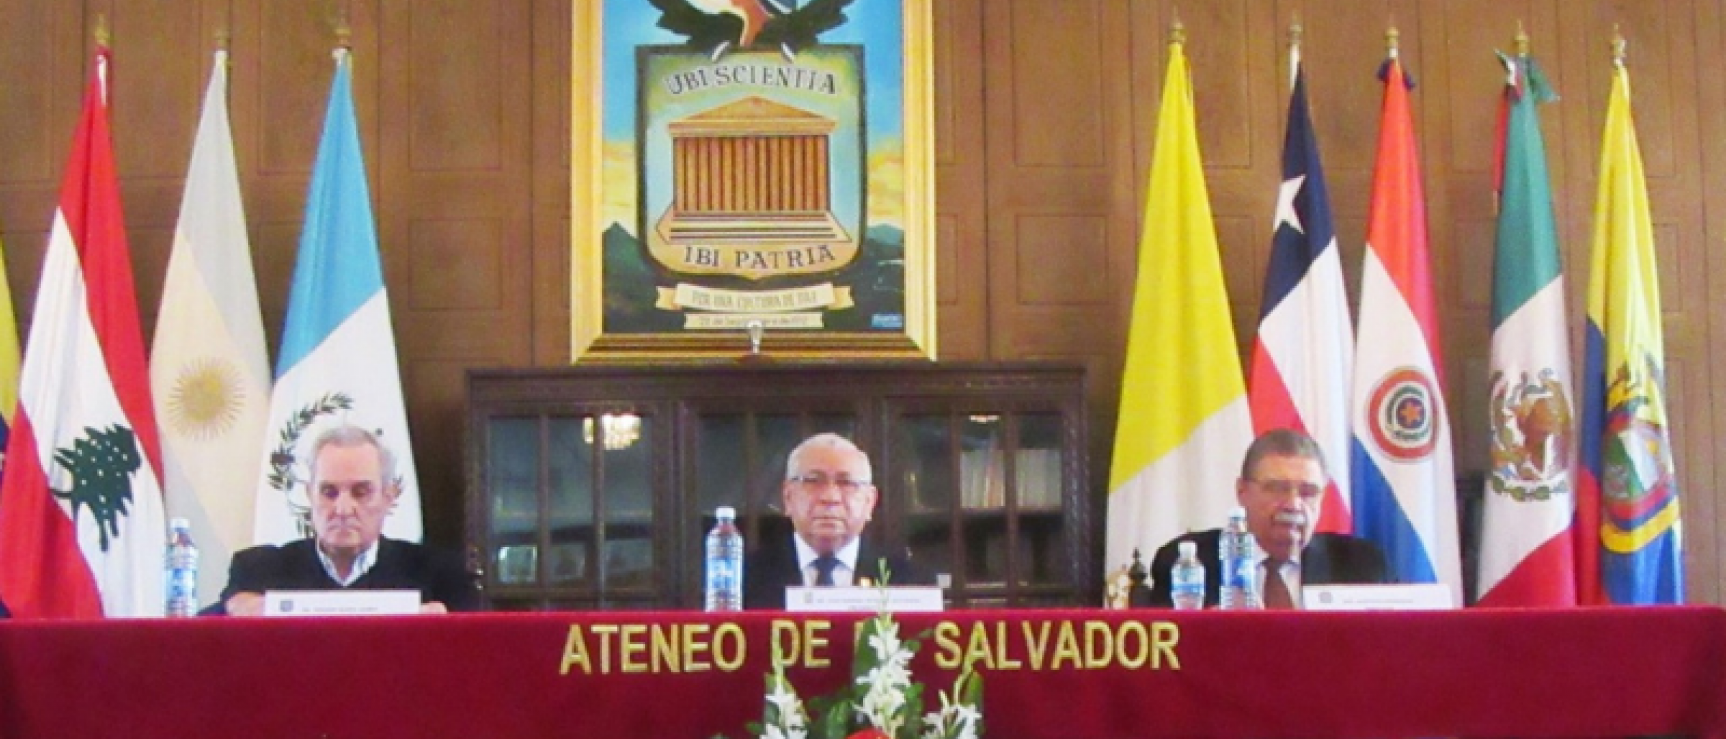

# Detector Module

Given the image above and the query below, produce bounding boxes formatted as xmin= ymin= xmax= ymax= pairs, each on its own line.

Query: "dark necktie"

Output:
xmin=1263 ymin=561 xmax=1295 ymax=610
xmin=813 ymin=555 xmax=839 ymax=586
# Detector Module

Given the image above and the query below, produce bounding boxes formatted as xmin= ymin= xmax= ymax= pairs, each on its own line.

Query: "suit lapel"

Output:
xmin=1301 ymin=535 xmax=1334 ymax=585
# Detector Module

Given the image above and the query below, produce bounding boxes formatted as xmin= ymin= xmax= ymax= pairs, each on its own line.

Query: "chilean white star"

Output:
xmin=1274 ymin=173 xmax=1306 ymax=234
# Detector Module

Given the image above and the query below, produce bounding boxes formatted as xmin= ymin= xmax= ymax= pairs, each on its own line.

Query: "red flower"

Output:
xmin=846 ymin=730 xmax=891 ymax=739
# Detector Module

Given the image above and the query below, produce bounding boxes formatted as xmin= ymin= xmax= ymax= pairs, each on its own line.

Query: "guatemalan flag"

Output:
xmin=252 ymin=48 xmax=421 ymax=545
xmin=1349 ymin=46 xmax=1462 ymax=606
xmin=0 ymin=47 xmax=169 ymax=618
xmin=1575 ymin=50 xmax=1682 ymax=605
xmin=1248 ymin=42 xmax=1354 ymax=534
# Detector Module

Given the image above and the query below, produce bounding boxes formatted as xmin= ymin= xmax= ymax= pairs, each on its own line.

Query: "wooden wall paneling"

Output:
xmin=1177 ymin=0 xmax=1278 ymax=363
xmin=530 ymin=0 xmax=570 ymax=365
xmin=1284 ymin=0 xmax=1405 ymax=314
xmin=244 ymin=1 xmax=380 ymax=355
xmin=932 ymin=0 xmax=986 ymax=360
xmin=983 ymin=0 xmax=1128 ymax=373
xmin=378 ymin=0 xmax=535 ymax=546
xmin=1696 ymin=0 xmax=1726 ymax=606
xmin=0 ymin=1 xmax=82 ymax=332
xmin=107 ymin=0 xmax=219 ymax=344
xmin=986 ymin=0 xmax=1139 ymax=494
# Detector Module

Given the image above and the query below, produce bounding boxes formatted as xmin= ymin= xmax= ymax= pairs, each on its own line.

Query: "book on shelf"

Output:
xmin=958 ymin=447 xmax=1062 ymax=509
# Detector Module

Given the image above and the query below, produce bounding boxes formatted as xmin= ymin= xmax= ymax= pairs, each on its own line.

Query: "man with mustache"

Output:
xmin=1146 ymin=428 xmax=1388 ymax=609
xmin=743 ymin=432 xmax=929 ymax=610
xmin=213 ymin=425 xmax=477 ymax=616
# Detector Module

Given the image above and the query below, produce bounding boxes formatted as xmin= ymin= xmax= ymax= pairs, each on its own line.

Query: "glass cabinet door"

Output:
xmin=893 ymin=409 xmax=1070 ymax=607
xmin=481 ymin=412 xmax=656 ymax=609
xmin=486 ymin=417 xmax=541 ymax=590
xmin=687 ymin=407 xmax=859 ymax=604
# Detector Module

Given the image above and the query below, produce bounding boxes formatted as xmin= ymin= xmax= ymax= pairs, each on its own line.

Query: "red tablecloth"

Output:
xmin=1 ymin=607 xmax=1721 ymax=738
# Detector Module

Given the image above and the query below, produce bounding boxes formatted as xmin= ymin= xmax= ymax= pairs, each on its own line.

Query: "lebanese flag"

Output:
xmin=0 ymin=47 xmax=167 ymax=619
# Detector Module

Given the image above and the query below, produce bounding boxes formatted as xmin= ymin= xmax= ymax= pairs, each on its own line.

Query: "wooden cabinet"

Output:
xmin=465 ymin=362 xmax=1092 ymax=610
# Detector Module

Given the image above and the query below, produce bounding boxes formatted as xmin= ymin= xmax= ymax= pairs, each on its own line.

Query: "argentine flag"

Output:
xmin=1350 ymin=51 xmax=1462 ymax=606
xmin=253 ymin=48 xmax=421 ymax=545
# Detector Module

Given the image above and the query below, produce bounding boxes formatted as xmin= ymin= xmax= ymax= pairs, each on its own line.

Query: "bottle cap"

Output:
xmin=169 ymin=517 xmax=191 ymax=531
xmin=1228 ymin=505 xmax=1246 ymax=520
xmin=1178 ymin=541 xmax=1196 ymax=557
xmin=715 ymin=506 xmax=736 ymax=519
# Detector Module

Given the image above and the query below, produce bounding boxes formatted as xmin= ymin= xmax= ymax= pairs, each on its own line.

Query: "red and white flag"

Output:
xmin=1248 ymin=46 xmax=1354 ymax=533
xmin=0 ymin=47 xmax=167 ymax=618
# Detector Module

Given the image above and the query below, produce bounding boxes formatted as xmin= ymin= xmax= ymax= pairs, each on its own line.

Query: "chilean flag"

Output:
xmin=1349 ymin=51 xmax=1463 ymax=606
xmin=0 ymin=47 xmax=168 ymax=618
xmin=1248 ymin=46 xmax=1354 ymax=533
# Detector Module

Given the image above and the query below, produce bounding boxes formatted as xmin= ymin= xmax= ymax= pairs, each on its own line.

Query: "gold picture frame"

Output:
xmin=571 ymin=0 xmax=935 ymax=362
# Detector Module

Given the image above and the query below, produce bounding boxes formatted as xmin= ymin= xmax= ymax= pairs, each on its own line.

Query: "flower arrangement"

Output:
xmin=730 ymin=571 xmax=983 ymax=739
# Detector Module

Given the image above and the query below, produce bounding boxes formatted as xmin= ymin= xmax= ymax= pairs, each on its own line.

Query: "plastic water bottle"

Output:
xmin=1218 ymin=506 xmax=1258 ymax=610
xmin=1170 ymin=541 xmax=1205 ymax=610
xmin=165 ymin=518 xmax=198 ymax=618
xmin=704 ymin=506 xmax=744 ymax=612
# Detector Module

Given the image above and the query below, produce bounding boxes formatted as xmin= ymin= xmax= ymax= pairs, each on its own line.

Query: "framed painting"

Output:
xmin=571 ymin=0 xmax=935 ymax=362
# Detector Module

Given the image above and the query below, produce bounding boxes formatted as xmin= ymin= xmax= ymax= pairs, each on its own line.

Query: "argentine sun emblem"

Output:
xmin=1488 ymin=368 xmax=1573 ymax=502
xmin=165 ymin=357 xmax=246 ymax=440
xmin=1366 ymin=367 xmax=1440 ymax=462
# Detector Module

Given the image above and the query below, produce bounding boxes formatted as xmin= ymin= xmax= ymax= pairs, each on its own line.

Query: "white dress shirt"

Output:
xmin=316 ymin=540 xmax=380 ymax=587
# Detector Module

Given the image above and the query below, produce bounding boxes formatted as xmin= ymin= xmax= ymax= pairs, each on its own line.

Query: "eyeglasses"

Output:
xmin=1249 ymin=478 xmax=1324 ymax=500
xmin=788 ymin=473 xmax=872 ymax=495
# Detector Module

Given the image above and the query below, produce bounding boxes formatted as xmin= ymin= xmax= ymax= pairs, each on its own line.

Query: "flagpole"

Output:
xmin=1288 ymin=21 xmax=1302 ymax=91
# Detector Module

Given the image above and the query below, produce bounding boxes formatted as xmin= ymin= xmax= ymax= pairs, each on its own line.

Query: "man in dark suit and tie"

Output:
xmin=744 ymin=432 xmax=928 ymax=609
xmin=1147 ymin=428 xmax=1388 ymax=609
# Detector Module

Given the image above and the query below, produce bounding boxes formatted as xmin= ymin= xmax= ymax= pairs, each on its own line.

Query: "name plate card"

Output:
xmin=783 ymin=586 xmax=944 ymax=613
xmin=1301 ymin=583 xmax=1454 ymax=611
xmin=264 ymin=589 xmax=422 ymax=617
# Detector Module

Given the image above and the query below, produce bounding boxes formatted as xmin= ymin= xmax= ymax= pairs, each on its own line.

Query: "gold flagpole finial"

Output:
xmin=1514 ymin=21 xmax=1529 ymax=55
xmin=1290 ymin=19 xmax=1304 ymax=49
xmin=1385 ymin=25 xmax=1401 ymax=56
xmin=1170 ymin=10 xmax=1185 ymax=46
xmin=1612 ymin=26 xmax=1627 ymax=68
xmin=215 ymin=26 xmax=231 ymax=52
xmin=335 ymin=18 xmax=352 ymax=50
xmin=94 ymin=13 xmax=110 ymax=47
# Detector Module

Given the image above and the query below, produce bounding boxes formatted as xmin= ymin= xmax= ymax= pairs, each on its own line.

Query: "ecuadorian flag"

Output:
xmin=1575 ymin=54 xmax=1683 ymax=605
xmin=1106 ymin=33 xmax=1252 ymax=570
xmin=0 ymin=231 xmax=18 ymax=479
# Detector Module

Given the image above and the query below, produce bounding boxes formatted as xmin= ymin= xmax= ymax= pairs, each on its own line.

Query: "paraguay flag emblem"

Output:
xmin=1365 ymin=367 xmax=1439 ymax=462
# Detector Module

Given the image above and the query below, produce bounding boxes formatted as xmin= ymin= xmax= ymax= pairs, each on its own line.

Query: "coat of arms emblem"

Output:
xmin=1488 ymin=368 xmax=1573 ymax=501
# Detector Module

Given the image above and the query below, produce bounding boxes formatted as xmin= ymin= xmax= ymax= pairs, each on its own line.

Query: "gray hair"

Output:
xmin=309 ymin=424 xmax=398 ymax=486
xmin=786 ymin=432 xmax=872 ymax=482
xmin=1239 ymin=427 xmax=1330 ymax=481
